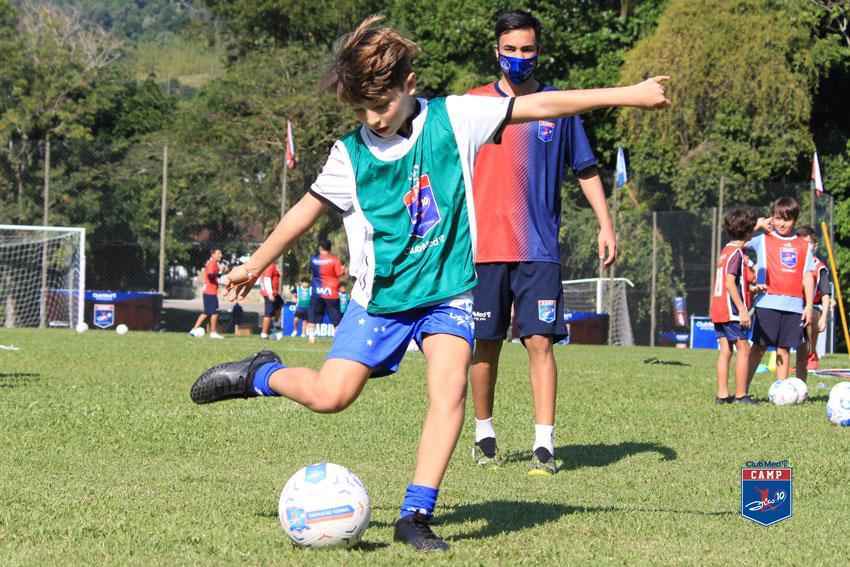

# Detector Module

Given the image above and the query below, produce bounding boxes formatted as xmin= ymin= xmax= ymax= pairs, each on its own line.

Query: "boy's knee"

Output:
xmin=311 ymin=392 xmax=355 ymax=413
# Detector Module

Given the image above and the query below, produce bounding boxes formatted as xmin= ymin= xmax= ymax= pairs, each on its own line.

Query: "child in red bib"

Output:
xmin=710 ymin=208 xmax=757 ymax=404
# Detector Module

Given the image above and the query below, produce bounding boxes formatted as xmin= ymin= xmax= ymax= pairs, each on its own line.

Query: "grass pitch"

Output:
xmin=1 ymin=329 xmax=848 ymax=566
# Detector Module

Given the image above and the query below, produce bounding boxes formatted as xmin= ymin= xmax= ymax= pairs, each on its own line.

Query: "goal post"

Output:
xmin=562 ymin=277 xmax=635 ymax=346
xmin=0 ymin=225 xmax=86 ymax=329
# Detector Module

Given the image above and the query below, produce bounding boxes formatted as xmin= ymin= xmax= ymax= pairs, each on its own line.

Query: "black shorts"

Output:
xmin=472 ymin=262 xmax=567 ymax=341
xmin=752 ymin=307 xmax=803 ymax=349
xmin=263 ymin=295 xmax=284 ymax=317
xmin=294 ymin=307 xmax=309 ymax=320
xmin=309 ymin=295 xmax=342 ymax=325
xmin=202 ymin=293 xmax=219 ymax=315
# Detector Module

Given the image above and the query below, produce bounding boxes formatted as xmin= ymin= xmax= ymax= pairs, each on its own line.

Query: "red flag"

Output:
xmin=285 ymin=120 xmax=297 ymax=170
xmin=811 ymin=151 xmax=823 ymax=197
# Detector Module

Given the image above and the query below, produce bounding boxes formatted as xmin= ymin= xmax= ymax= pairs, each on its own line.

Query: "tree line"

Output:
xmin=1 ymin=0 xmax=848 ymax=340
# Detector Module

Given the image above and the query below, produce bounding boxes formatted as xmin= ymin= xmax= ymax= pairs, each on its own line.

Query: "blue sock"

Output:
xmin=251 ymin=361 xmax=285 ymax=397
xmin=399 ymin=484 xmax=438 ymax=519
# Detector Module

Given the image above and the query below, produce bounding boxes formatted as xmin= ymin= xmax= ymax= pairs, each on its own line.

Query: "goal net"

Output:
xmin=0 ymin=225 xmax=85 ymax=329
xmin=562 ymin=278 xmax=634 ymax=346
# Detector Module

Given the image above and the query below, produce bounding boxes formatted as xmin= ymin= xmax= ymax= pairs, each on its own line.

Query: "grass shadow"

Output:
xmin=643 ymin=357 xmax=691 ymax=367
xmin=255 ymin=509 xmax=390 ymax=551
xmin=0 ymin=372 xmax=41 ymax=389
xmin=505 ymin=442 xmax=677 ymax=470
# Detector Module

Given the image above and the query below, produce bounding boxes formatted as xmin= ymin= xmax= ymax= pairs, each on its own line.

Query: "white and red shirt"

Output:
xmin=203 ymin=259 xmax=220 ymax=295
xmin=260 ymin=264 xmax=281 ymax=299
xmin=710 ymin=245 xmax=751 ymax=323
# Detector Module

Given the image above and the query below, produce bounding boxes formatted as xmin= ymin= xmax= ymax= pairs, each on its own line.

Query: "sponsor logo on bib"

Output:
xmin=403 ymin=173 xmax=441 ymax=238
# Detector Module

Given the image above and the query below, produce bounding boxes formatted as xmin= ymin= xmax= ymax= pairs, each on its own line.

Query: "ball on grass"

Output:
xmin=75 ymin=322 xmax=89 ymax=333
xmin=116 ymin=324 xmax=129 ymax=335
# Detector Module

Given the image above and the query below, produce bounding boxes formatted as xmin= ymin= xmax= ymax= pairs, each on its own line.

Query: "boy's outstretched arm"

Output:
xmin=226 ymin=193 xmax=326 ymax=298
xmin=509 ymin=76 xmax=670 ymax=124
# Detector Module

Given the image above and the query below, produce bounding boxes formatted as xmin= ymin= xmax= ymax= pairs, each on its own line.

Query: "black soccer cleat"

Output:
xmin=190 ymin=350 xmax=281 ymax=404
xmin=393 ymin=512 xmax=449 ymax=552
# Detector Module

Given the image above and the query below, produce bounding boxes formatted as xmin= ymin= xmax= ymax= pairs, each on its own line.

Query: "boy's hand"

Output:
xmin=818 ymin=312 xmax=827 ymax=333
xmin=802 ymin=306 xmax=814 ymax=327
xmin=599 ymin=226 xmax=617 ymax=267
xmin=755 ymin=217 xmax=772 ymax=232
xmin=740 ymin=310 xmax=751 ymax=329
xmin=225 ymin=265 xmax=259 ymax=300
xmin=633 ymin=76 xmax=671 ymax=109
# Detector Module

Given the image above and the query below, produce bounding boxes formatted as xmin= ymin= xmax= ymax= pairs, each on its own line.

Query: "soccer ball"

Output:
xmin=768 ymin=380 xmax=798 ymax=406
xmin=75 ymin=322 xmax=89 ymax=333
xmin=190 ymin=327 xmax=205 ymax=338
xmin=826 ymin=382 xmax=850 ymax=426
xmin=116 ymin=324 xmax=129 ymax=335
xmin=785 ymin=377 xmax=808 ymax=403
xmin=278 ymin=462 xmax=371 ymax=548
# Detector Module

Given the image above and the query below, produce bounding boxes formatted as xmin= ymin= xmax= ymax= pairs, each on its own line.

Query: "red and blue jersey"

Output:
xmin=310 ymin=252 xmax=345 ymax=299
xmin=468 ymin=82 xmax=597 ymax=263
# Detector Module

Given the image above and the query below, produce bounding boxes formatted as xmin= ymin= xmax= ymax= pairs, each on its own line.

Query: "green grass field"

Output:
xmin=1 ymin=329 xmax=848 ymax=565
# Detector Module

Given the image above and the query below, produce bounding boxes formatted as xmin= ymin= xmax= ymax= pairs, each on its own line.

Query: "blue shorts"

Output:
xmin=294 ymin=307 xmax=309 ymax=320
xmin=202 ymin=293 xmax=219 ymax=315
xmin=309 ymin=295 xmax=342 ymax=325
xmin=327 ymin=296 xmax=474 ymax=378
xmin=264 ymin=295 xmax=284 ymax=316
xmin=714 ymin=322 xmax=748 ymax=342
xmin=752 ymin=307 xmax=803 ymax=349
xmin=472 ymin=262 xmax=567 ymax=341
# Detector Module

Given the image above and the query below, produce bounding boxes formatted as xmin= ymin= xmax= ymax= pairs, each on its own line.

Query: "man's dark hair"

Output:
xmin=495 ymin=10 xmax=541 ymax=44
xmin=724 ymin=208 xmax=757 ymax=240
xmin=771 ymin=196 xmax=800 ymax=221
xmin=796 ymin=225 xmax=818 ymax=243
xmin=319 ymin=238 xmax=332 ymax=252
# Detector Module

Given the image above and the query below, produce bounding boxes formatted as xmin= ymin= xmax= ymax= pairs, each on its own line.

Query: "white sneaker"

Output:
xmin=290 ymin=330 xmax=298 ymax=337
xmin=260 ymin=333 xmax=269 ymax=339
xmin=209 ymin=332 xmax=224 ymax=339
xmin=308 ymin=335 xmax=316 ymax=344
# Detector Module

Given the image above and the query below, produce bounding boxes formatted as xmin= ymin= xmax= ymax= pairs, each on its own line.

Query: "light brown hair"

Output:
xmin=323 ymin=15 xmax=419 ymax=104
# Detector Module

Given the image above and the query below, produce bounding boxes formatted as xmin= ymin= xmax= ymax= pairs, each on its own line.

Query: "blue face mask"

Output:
xmin=498 ymin=53 xmax=538 ymax=84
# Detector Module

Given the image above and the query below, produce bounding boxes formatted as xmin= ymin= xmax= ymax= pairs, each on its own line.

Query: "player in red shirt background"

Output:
xmin=259 ymin=262 xmax=284 ymax=339
xmin=795 ymin=226 xmax=833 ymax=379
xmin=307 ymin=239 xmax=347 ymax=343
xmin=709 ymin=208 xmax=757 ymax=404
xmin=190 ymin=249 xmax=228 ymax=339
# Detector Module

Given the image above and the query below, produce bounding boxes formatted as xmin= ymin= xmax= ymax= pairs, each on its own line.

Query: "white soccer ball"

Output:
xmin=768 ymin=380 xmax=798 ymax=406
xmin=116 ymin=324 xmax=129 ymax=335
xmin=278 ymin=462 xmax=371 ymax=548
xmin=826 ymin=382 xmax=850 ymax=426
xmin=75 ymin=322 xmax=89 ymax=333
xmin=190 ymin=327 xmax=205 ymax=338
xmin=785 ymin=377 xmax=808 ymax=403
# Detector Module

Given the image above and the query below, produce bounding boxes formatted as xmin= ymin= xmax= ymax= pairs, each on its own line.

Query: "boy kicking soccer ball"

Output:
xmin=190 ymin=15 xmax=669 ymax=552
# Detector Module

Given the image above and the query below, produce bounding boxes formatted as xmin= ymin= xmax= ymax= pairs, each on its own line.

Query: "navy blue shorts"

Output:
xmin=309 ymin=295 xmax=342 ymax=325
xmin=472 ymin=262 xmax=567 ymax=341
xmin=202 ymin=293 xmax=219 ymax=315
xmin=294 ymin=307 xmax=309 ymax=320
xmin=752 ymin=307 xmax=803 ymax=349
xmin=263 ymin=295 xmax=284 ymax=317
xmin=714 ymin=322 xmax=748 ymax=342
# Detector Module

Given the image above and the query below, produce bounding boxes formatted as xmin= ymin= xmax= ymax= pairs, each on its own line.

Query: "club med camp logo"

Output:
xmin=403 ymin=173 xmax=441 ymax=238
xmin=780 ymin=247 xmax=798 ymax=269
xmin=741 ymin=461 xmax=792 ymax=526
xmin=537 ymin=120 xmax=555 ymax=142
xmin=93 ymin=304 xmax=115 ymax=329
xmin=537 ymin=299 xmax=556 ymax=323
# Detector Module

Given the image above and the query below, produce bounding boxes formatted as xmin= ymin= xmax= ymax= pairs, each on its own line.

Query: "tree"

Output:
xmin=0 ymin=1 xmax=122 ymax=223
xmin=617 ymin=0 xmax=817 ymax=210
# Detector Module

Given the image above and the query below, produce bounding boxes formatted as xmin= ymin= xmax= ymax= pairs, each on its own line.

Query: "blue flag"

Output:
xmin=615 ymin=147 xmax=628 ymax=190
